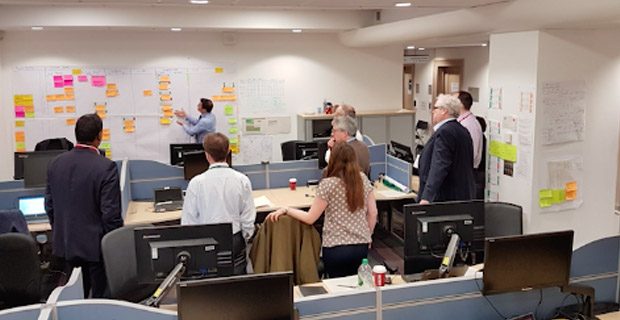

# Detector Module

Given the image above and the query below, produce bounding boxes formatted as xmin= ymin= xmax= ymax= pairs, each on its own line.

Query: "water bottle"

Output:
xmin=357 ymin=258 xmax=373 ymax=288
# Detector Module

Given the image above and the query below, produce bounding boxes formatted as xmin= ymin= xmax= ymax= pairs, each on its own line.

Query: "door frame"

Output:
xmin=432 ymin=59 xmax=464 ymax=98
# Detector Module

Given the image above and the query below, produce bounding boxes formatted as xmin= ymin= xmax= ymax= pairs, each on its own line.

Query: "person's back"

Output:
xmin=348 ymin=139 xmax=370 ymax=177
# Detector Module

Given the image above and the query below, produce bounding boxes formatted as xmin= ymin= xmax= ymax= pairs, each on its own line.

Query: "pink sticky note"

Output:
xmin=14 ymin=106 xmax=25 ymax=112
xmin=64 ymin=75 xmax=74 ymax=86
xmin=78 ymin=75 xmax=88 ymax=82
xmin=91 ymin=75 xmax=106 ymax=87
xmin=15 ymin=111 xmax=25 ymax=118
xmin=53 ymin=75 xmax=64 ymax=88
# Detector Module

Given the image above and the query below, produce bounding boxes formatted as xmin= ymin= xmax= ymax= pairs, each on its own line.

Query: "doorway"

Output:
xmin=433 ymin=59 xmax=463 ymax=97
xmin=403 ymin=64 xmax=414 ymax=110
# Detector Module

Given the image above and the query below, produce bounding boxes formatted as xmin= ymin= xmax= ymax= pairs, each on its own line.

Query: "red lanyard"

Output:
xmin=75 ymin=144 xmax=100 ymax=154
xmin=458 ymin=112 xmax=472 ymax=123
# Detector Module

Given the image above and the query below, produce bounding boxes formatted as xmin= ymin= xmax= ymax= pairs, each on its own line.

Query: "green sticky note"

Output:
xmin=539 ymin=198 xmax=553 ymax=208
xmin=227 ymin=118 xmax=237 ymax=125
xmin=15 ymin=142 xmax=26 ymax=149
xmin=100 ymin=142 xmax=111 ymax=149
xmin=489 ymin=140 xmax=517 ymax=162
xmin=551 ymin=189 xmax=566 ymax=204
xmin=539 ymin=189 xmax=553 ymax=199
xmin=25 ymin=112 xmax=35 ymax=118
xmin=229 ymin=138 xmax=239 ymax=144
xmin=229 ymin=127 xmax=238 ymax=134
xmin=224 ymin=105 xmax=234 ymax=116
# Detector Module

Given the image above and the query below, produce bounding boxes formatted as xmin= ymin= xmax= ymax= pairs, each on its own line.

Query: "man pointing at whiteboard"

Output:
xmin=174 ymin=98 xmax=216 ymax=143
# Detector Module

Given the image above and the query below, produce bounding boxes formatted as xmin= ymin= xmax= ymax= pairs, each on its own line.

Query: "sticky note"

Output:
xmin=65 ymin=94 xmax=75 ymax=101
xmin=565 ymin=190 xmax=577 ymax=201
xmin=102 ymin=129 xmax=110 ymax=141
xmin=123 ymin=119 xmax=135 ymax=127
xmin=78 ymin=75 xmax=88 ymax=82
xmin=229 ymin=138 xmax=239 ymax=144
xmin=565 ymin=181 xmax=577 ymax=191
xmin=159 ymin=75 xmax=170 ymax=82
xmin=65 ymin=106 xmax=76 ymax=113
xmin=160 ymin=95 xmax=172 ymax=101
xmin=489 ymin=140 xmax=517 ymax=162
xmin=224 ymin=105 xmax=234 ymax=116
xmin=158 ymin=83 xmax=169 ymax=91
xmin=14 ymin=105 xmax=25 ymax=113
xmin=161 ymin=105 xmax=173 ymax=112
xmin=14 ymin=95 xmax=34 ymax=106
xmin=91 ymin=75 xmax=106 ymax=87
xmin=53 ymin=75 xmax=64 ymax=88
xmin=72 ymin=69 xmax=82 ymax=75
xmin=215 ymin=67 xmax=224 ymax=73
xmin=15 ymin=111 xmax=25 ymax=118
xmin=223 ymin=86 xmax=234 ymax=93
xmin=539 ymin=198 xmax=552 ymax=208
xmin=539 ymin=189 xmax=552 ymax=199
xmin=100 ymin=142 xmax=111 ymax=150
xmin=160 ymin=117 xmax=172 ymax=125
xmin=107 ymin=84 xmax=117 ymax=90
xmin=105 ymin=149 xmax=112 ymax=158
xmin=15 ymin=142 xmax=26 ymax=152
xmin=25 ymin=112 xmax=35 ymax=118
xmin=96 ymin=110 xmax=106 ymax=119
xmin=230 ymin=144 xmax=239 ymax=154
xmin=24 ymin=106 xmax=34 ymax=113
xmin=15 ymin=120 xmax=24 ymax=127
xmin=106 ymin=89 xmax=118 ymax=97
xmin=163 ymin=110 xmax=174 ymax=117
xmin=95 ymin=104 xmax=106 ymax=112
xmin=54 ymin=106 xmax=64 ymax=113
xmin=229 ymin=127 xmax=238 ymax=134
xmin=551 ymin=189 xmax=566 ymax=204
xmin=124 ymin=127 xmax=135 ymax=133
xmin=66 ymin=118 xmax=76 ymax=126
xmin=227 ymin=118 xmax=237 ymax=125
xmin=15 ymin=131 xmax=25 ymax=142
xmin=63 ymin=75 xmax=73 ymax=87
xmin=143 ymin=90 xmax=153 ymax=97
xmin=46 ymin=95 xmax=56 ymax=102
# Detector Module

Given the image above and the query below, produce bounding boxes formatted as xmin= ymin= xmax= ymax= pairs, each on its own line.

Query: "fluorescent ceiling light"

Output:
xmin=190 ymin=0 xmax=209 ymax=3
xmin=171 ymin=27 xmax=182 ymax=32
xmin=406 ymin=45 xmax=415 ymax=49
xmin=481 ymin=43 xmax=488 ymax=47
xmin=395 ymin=2 xmax=412 ymax=7
xmin=292 ymin=29 xmax=302 ymax=33
xmin=31 ymin=26 xmax=44 ymax=31
xmin=418 ymin=47 xmax=426 ymax=51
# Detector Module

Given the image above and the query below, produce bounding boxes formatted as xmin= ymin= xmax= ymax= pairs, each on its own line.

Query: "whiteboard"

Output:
xmin=11 ymin=65 xmax=258 ymax=164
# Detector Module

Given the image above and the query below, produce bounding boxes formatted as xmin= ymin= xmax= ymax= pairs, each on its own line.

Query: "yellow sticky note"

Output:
xmin=159 ymin=75 xmax=170 ymax=82
xmin=229 ymin=127 xmax=238 ymax=134
xmin=143 ymin=90 xmax=153 ymax=97
xmin=160 ymin=117 xmax=172 ymax=125
xmin=72 ymin=69 xmax=82 ymax=75
xmin=105 ymin=149 xmax=112 ymax=158
xmin=106 ymin=83 xmax=117 ymax=90
xmin=15 ymin=131 xmax=25 ymax=142
xmin=160 ymin=95 xmax=172 ymax=101
xmin=95 ymin=105 xmax=106 ymax=112
xmin=65 ymin=106 xmax=76 ymax=113
xmin=539 ymin=198 xmax=552 ymax=208
xmin=54 ymin=106 xmax=64 ymax=114
xmin=539 ymin=189 xmax=552 ymax=199
xmin=215 ymin=67 xmax=224 ymax=73
xmin=489 ymin=140 xmax=517 ymax=162
xmin=230 ymin=144 xmax=239 ymax=154
xmin=159 ymin=83 xmax=169 ymax=91
xmin=15 ymin=120 xmax=24 ymax=128
xmin=14 ymin=94 xmax=34 ymax=106
xmin=66 ymin=118 xmax=76 ymax=126
xmin=565 ymin=181 xmax=577 ymax=191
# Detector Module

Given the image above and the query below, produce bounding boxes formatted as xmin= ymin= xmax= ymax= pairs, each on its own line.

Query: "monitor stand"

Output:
xmin=557 ymin=283 xmax=598 ymax=320
xmin=142 ymin=253 xmax=189 ymax=307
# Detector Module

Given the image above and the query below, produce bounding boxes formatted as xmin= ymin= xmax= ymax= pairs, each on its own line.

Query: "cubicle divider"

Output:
xmin=0 ymin=304 xmax=43 ymax=320
xmin=386 ymin=154 xmax=412 ymax=190
xmin=369 ymin=144 xmax=387 ymax=182
xmin=119 ymin=159 xmax=131 ymax=220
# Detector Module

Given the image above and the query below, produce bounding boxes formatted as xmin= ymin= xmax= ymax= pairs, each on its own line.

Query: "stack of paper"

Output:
xmin=253 ymin=196 xmax=274 ymax=209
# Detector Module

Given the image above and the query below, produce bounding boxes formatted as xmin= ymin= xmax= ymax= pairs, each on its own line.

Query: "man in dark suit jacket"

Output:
xmin=418 ymin=94 xmax=475 ymax=204
xmin=329 ymin=116 xmax=370 ymax=177
xmin=45 ymin=113 xmax=123 ymax=298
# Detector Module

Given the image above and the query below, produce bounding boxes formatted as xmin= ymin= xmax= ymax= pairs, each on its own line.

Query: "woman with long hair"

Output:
xmin=266 ymin=142 xmax=378 ymax=277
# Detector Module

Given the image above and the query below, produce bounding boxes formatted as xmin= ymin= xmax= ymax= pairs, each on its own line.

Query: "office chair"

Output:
xmin=281 ymin=140 xmax=302 ymax=161
xmin=0 ymin=233 xmax=42 ymax=309
xmin=484 ymin=202 xmax=523 ymax=238
xmin=34 ymin=137 xmax=74 ymax=151
xmin=101 ymin=224 xmax=157 ymax=303
xmin=0 ymin=209 xmax=29 ymax=235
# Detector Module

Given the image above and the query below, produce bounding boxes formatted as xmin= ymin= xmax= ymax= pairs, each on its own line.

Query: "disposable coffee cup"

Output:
xmin=289 ymin=178 xmax=297 ymax=191
xmin=372 ymin=265 xmax=387 ymax=287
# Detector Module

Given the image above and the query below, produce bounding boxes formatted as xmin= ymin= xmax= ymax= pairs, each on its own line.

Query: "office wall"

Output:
xmin=413 ymin=46 xmax=489 ymax=139
xmin=0 ymin=30 xmax=402 ymax=180
xmin=531 ymin=29 xmax=620 ymax=247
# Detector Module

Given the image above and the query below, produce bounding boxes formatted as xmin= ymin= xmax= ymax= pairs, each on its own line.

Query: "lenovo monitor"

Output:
xmin=170 ymin=143 xmax=203 ymax=166
xmin=22 ymin=150 xmax=67 ymax=188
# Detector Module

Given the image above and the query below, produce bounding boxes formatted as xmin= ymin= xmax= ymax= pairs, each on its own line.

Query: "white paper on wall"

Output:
xmin=239 ymin=135 xmax=273 ymax=164
xmin=237 ymin=79 xmax=286 ymax=117
xmin=541 ymin=80 xmax=586 ymax=145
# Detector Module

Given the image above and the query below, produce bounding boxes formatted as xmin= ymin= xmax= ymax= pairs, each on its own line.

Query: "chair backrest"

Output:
xmin=281 ymin=140 xmax=302 ymax=161
xmin=484 ymin=202 xmax=523 ymax=238
xmin=0 ymin=233 xmax=41 ymax=308
xmin=362 ymin=134 xmax=375 ymax=146
xmin=0 ymin=210 xmax=29 ymax=235
xmin=101 ymin=224 xmax=156 ymax=302
xmin=34 ymin=138 xmax=74 ymax=152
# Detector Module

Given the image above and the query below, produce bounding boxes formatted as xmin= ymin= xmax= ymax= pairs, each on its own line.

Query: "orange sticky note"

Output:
xmin=223 ymin=86 xmax=234 ymax=93
xmin=65 ymin=106 xmax=76 ymax=113
xmin=161 ymin=105 xmax=173 ymax=112
xmin=96 ymin=110 xmax=106 ymax=119
xmin=95 ymin=105 xmax=106 ymax=112
xmin=106 ymin=83 xmax=117 ymax=90
xmin=15 ymin=120 xmax=24 ymax=128
xmin=46 ymin=95 xmax=56 ymax=102
xmin=163 ymin=110 xmax=174 ymax=117
xmin=56 ymin=94 xmax=66 ymax=101
xmin=123 ymin=119 xmax=134 ymax=127
xmin=102 ymin=129 xmax=110 ymax=141
xmin=160 ymin=95 xmax=172 ymax=101
xmin=66 ymin=118 xmax=76 ymax=126
xmin=15 ymin=131 xmax=25 ymax=142
xmin=64 ymin=87 xmax=74 ymax=95
xmin=54 ymin=106 xmax=64 ymax=113
xmin=143 ymin=90 xmax=153 ymax=97
xmin=124 ymin=127 xmax=135 ymax=133
xmin=106 ymin=90 xmax=118 ymax=97
xmin=159 ymin=75 xmax=170 ymax=82
xmin=565 ymin=190 xmax=577 ymax=201
xmin=158 ymin=83 xmax=169 ymax=91
xmin=565 ymin=181 xmax=577 ymax=191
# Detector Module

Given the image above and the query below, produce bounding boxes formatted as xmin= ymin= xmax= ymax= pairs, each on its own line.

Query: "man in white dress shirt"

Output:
xmin=455 ymin=91 xmax=483 ymax=169
xmin=181 ymin=132 xmax=256 ymax=274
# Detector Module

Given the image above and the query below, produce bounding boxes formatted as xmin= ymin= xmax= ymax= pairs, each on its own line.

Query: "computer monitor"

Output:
xmin=134 ymin=223 xmax=234 ymax=284
xmin=482 ymin=230 xmax=574 ymax=295
xmin=317 ymin=140 xmax=329 ymax=169
xmin=17 ymin=195 xmax=47 ymax=222
xmin=22 ymin=150 xmax=67 ymax=188
xmin=183 ymin=150 xmax=232 ymax=181
xmin=177 ymin=271 xmax=294 ymax=320
xmin=170 ymin=143 xmax=203 ymax=166
xmin=390 ymin=140 xmax=414 ymax=163
xmin=295 ymin=141 xmax=318 ymax=160
xmin=403 ymin=200 xmax=484 ymax=274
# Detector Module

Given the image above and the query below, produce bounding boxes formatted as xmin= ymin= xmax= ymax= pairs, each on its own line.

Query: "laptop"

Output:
xmin=18 ymin=195 xmax=49 ymax=223
xmin=153 ymin=187 xmax=184 ymax=212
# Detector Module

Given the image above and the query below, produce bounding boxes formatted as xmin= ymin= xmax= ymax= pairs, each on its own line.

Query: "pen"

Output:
xmin=336 ymin=284 xmax=358 ymax=289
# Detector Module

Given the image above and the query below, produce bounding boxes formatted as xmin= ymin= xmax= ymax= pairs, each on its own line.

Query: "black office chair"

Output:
xmin=34 ymin=137 xmax=74 ymax=151
xmin=101 ymin=224 xmax=157 ymax=303
xmin=0 ymin=233 xmax=42 ymax=309
xmin=0 ymin=209 xmax=29 ymax=235
xmin=484 ymin=202 xmax=523 ymax=238
xmin=281 ymin=140 xmax=302 ymax=161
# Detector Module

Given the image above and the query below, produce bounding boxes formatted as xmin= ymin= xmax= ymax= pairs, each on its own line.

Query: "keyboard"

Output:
xmin=154 ymin=201 xmax=183 ymax=212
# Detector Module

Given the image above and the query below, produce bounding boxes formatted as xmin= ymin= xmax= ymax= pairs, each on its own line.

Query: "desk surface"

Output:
xmin=29 ymin=183 xmax=416 ymax=232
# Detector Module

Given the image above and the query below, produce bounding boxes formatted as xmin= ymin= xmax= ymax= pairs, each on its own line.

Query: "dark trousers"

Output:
xmin=322 ymin=244 xmax=369 ymax=278
xmin=232 ymin=232 xmax=247 ymax=275
xmin=63 ymin=258 xmax=108 ymax=298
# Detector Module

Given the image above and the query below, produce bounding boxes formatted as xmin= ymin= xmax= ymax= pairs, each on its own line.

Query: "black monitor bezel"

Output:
xmin=390 ymin=140 xmax=414 ymax=163
xmin=22 ymin=150 xmax=68 ymax=188
xmin=169 ymin=143 xmax=203 ymax=166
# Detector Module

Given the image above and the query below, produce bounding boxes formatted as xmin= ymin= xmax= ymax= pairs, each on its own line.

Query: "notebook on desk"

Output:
xmin=153 ymin=187 xmax=184 ymax=212
xmin=18 ymin=195 xmax=49 ymax=223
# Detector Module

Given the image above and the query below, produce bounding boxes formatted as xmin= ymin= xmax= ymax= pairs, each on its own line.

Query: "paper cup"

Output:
xmin=372 ymin=265 xmax=387 ymax=287
xmin=289 ymin=178 xmax=297 ymax=190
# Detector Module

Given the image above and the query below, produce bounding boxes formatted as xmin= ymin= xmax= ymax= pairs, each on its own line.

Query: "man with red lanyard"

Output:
xmin=45 ymin=113 xmax=123 ymax=298
xmin=455 ymin=91 xmax=483 ymax=170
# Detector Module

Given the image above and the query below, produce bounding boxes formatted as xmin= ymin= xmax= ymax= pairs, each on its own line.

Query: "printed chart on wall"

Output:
xmin=11 ymin=65 xmax=250 ymax=164
xmin=538 ymin=157 xmax=583 ymax=212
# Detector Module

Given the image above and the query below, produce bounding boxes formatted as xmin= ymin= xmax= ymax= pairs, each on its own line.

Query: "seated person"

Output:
xmin=267 ymin=142 xmax=378 ymax=278
xmin=181 ymin=132 xmax=256 ymax=275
